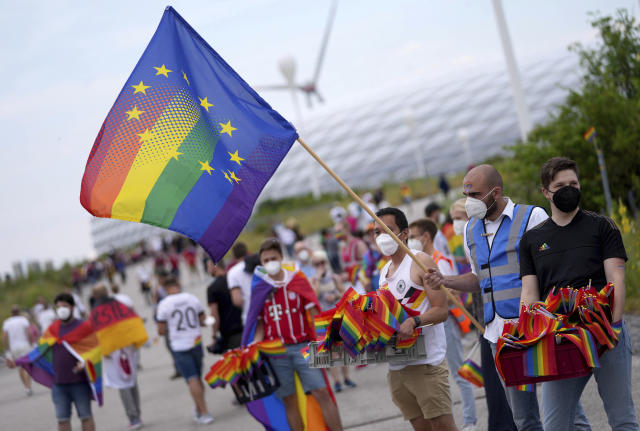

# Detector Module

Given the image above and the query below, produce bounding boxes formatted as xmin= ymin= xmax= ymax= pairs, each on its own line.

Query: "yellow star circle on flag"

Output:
xmin=137 ymin=128 xmax=154 ymax=143
xmin=219 ymin=121 xmax=237 ymax=137
xmin=199 ymin=97 xmax=214 ymax=112
xmin=125 ymin=105 xmax=144 ymax=120
xmin=154 ymin=64 xmax=172 ymax=78
xmin=170 ymin=149 xmax=183 ymax=161
xmin=199 ymin=160 xmax=214 ymax=175
xmin=223 ymin=171 xmax=232 ymax=184
xmin=228 ymin=171 xmax=241 ymax=184
xmin=228 ymin=150 xmax=245 ymax=165
xmin=132 ymin=81 xmax=151 ymax=94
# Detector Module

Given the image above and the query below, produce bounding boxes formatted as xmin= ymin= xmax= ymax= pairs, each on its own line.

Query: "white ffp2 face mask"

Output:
xmin=465 ymin=187 xmax=495 ymax=219
xmin=264 ymin=260 xmax=282 ymax=276
xmin=453 ymin=219 xmax=466 ymax=236
xmin=376 ymin=233 xmax=399 ymax=256
xmin=407 ymin=238 xmax=423 ymax=252
xmin=56 ymin=306 xmax=71 ymax=321
xmin=297 ymin=250 xmax=310 ymax=262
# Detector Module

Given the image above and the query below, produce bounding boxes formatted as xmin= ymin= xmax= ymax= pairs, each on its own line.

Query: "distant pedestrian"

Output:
xmin=439 ymin=174 xmax=450 ymax=198
xmin=3 ymin=305 xmax=34 ymax=396
xmin=206 ymin=259 xmax=243 ymax=354
xmin=156 ymin=276 xmax=214 ymax=425
xmin=93 ymin=286 xmax=143 ymax=429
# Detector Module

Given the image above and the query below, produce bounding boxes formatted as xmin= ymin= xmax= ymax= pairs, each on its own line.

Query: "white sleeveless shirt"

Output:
xmin=379 ymin=250 xmax=446 ymax=370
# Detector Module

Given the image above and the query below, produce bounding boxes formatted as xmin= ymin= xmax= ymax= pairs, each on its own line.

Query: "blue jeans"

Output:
xmin=51 ymin=382 xmax=93 ymax=422
xmin=172 ymin=345 xmax=203 ymax=380
xmin=444 ymin=315 xmax=477 ymax=425
xmin=270 ymin=342 xmax=326 ymax=398
xmin=542 ymin=321 xmax=639 ymax=431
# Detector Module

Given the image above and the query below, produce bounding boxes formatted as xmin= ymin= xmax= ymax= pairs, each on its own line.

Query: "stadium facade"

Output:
xmin=90 ymin=53 xmax=581 ymax=255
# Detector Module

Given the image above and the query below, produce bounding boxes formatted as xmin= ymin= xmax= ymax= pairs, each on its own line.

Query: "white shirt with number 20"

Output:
xmin=156 ymin=292 xmax=204 ymax=352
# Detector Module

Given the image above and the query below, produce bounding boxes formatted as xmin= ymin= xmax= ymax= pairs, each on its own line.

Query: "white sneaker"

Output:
xmin=195 ymin=413 xmax=214 ymax=425
xmin=461 ymin=424 xmax=477 ymax=431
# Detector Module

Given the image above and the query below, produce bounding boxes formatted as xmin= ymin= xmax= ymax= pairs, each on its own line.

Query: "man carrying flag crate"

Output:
xmin=242 ymin=238 xmax=342 ymax=431
xmin=519 ymin=157 xmax=639 ymax=430
xmin=374 ymin=207 xmax=457 ymax=431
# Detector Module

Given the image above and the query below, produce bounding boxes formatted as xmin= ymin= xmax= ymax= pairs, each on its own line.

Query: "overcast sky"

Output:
xmin=0 ymin=0 xmax=636 ymax=275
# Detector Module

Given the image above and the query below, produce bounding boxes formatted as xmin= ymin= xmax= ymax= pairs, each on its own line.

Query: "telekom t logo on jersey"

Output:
xmin=268 ymin=304 xmax=283 ymax=321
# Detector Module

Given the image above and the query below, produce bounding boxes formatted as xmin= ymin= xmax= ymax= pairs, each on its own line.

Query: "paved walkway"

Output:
xmin=1 ymin=260 xmax=639 ymax=430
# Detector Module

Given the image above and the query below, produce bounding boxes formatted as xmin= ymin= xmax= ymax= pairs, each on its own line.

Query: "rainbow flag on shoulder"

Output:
xmin=80 ymin=6 xmax=298 ymax=262
xmin=16 ymin=320 xmax=103 ymax=405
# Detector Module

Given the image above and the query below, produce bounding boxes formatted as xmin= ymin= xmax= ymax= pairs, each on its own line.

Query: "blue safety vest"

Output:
xmin=466 ymin=204 xmax=534 ymax=324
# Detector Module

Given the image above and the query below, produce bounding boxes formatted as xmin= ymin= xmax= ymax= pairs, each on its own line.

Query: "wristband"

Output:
xmin=412 ymin=316 xmax=421 ymax=327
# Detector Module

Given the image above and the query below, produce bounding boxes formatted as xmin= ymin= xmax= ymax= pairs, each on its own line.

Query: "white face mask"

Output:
xmin=297 ymin=250 xmax=310 ymax=262
xmin=465 ymin=187 xmax=496 ymax=220
xmin=264 ymin=260 xmax=282 ymax=276
xmin=56 ymin=306 xmax=71 ymax=321
xmin=453 ymin=219 xmax=466 ymax=236
xmin=376 ymin=233 xmax=399 ymax=256
xmin=438 ymin=213 xmax=446 ymax=225
xmin=407 ymin=238 xmax=423 ymax=252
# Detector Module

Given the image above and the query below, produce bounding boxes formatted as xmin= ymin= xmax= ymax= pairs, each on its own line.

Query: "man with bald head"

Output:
xmin=426 ymin=165 xmax=590 ymax=431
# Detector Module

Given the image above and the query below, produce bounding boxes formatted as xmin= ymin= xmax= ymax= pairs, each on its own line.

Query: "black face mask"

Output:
xmin=552 ymin=185 xmax=581 ymax=213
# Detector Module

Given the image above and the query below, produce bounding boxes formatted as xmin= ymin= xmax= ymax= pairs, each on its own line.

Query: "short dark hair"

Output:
xmin=54 ymin=292 xmax=75 ymax=307
xmin=540 ymin=157 xmax=579 ymax=189
xmin=232 ymin=242 xmax=248 ymax=259
xmin=424 ymin=202 xmax=441 ymax=218
xmin=258 ymin=238 xmax=283 ymax=258
xmin=375 ymin=207 xmax=408 ymax=232
xmin=409 ymin=218 xmax=438 ymax=241
xmin=164 ymin=276 xmax=180 ymax=288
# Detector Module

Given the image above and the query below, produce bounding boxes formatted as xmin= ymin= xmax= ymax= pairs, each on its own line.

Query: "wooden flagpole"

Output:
xmin=297 ymin=137 xmax=485 ymax=334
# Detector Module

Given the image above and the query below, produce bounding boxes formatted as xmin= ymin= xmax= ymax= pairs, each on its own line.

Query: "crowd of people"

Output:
xmin=2 ymin=157 xmax=638 ymax=431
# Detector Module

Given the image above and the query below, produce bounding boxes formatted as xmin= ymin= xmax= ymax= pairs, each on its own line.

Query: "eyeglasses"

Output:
xmin=312 ymin=261 xmax=326 ymax=267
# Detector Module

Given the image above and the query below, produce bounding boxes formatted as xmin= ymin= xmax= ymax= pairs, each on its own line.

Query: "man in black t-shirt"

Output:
xmin=519 ymin=157 xmax=638 ymax=431
xmin=206 ymin=259 xmax=243 ymax=353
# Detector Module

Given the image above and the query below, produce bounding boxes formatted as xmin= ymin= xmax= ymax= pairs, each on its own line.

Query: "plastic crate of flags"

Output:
xmin=495 ymin=282 xmax=621 ymax=387
xmin=307 ymin=333 xmax=427 ymax=368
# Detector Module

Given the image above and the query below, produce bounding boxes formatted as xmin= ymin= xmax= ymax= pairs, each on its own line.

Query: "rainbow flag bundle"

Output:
xmin=205 ymin=340 xmax=286 ymax=390
xmin=496 ymin=283 xmax=619 ymax=385
xmin=16 ymin=320 xmax=103 ymax=405
xmin=458 ymin=359 xmax=483 ymax=388
xmin=311 ymin=287 xmax=421 ymax=359
xmin=90 ymin=297 xmax=148 ymax=356
xmin=80 ymin=7 xmax=298 ymax=263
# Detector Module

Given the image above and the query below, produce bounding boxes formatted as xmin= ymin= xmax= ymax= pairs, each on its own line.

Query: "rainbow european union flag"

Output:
xmin=80 ymin=7 xmax=298 ymax=261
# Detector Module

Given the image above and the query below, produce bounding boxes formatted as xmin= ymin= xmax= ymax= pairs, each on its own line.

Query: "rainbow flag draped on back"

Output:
xmin=80 ymin=7 xmax=298 ymax=262
xmin=16 ymin=320 xmax=103 ymax=405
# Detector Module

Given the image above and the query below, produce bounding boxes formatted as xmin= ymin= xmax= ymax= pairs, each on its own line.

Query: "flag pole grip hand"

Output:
xmin=296 ymin=137 xmax=485 ymax=334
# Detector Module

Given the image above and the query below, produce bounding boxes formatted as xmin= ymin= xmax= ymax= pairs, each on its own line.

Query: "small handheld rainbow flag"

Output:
xmin=80 ymin=7 xmax=298 ymax=263
xmin=457 ymin=359 xmax=483 ymax=388
xmin=583 ymin=126 xmax=596 ymax=142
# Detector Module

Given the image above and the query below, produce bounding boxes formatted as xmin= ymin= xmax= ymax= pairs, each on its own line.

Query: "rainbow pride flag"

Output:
xmin=457 ymin=359 xmax=483 ymax=388
xmin=80 ymin=7 xmax=298 ymax=262
xmin=583 ymin=126 xmax=596 ymax=142
xmin=16 ymin=320 xmax=103 ymax=405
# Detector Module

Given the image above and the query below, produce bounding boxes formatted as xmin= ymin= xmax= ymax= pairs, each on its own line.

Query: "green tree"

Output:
xmin=499 ymin=9 xmax=640 ymax=213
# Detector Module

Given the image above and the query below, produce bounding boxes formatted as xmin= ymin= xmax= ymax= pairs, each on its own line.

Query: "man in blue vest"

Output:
xmin=425 ymin=165 xmax=590 ymax=431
